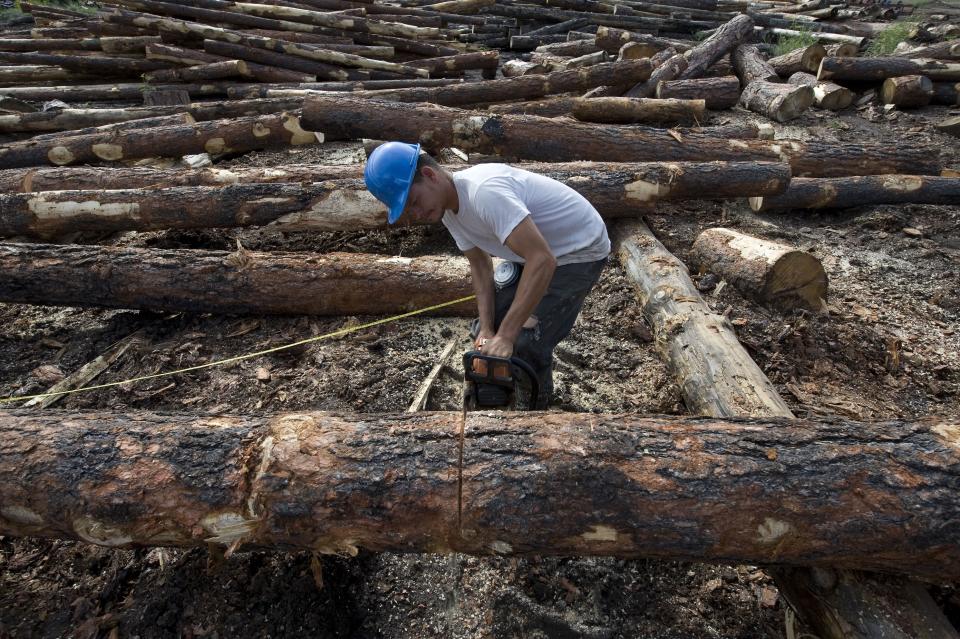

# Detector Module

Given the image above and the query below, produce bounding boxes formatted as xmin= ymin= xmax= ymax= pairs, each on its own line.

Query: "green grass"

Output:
xmin=866 ymin=19 xmax=920 ymax=56
xmin=772 ymin=24 xmax=819 ymax=57
xmin=14 ymin=0 xmax=98 ymax=14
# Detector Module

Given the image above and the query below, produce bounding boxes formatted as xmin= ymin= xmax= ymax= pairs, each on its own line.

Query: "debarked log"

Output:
xmin=0 ymin=244 xmax=475 ymax=316
xmin=571 ymin=96 xmax=706 ymax=125
xmin=1 ymin=409 xmax=959 ymax=580
xmin=749 ymin=175 xmax=960 ymax=211
xmin=0 ymin=162 xmax=792 ymax=236
xmin=767 ymin=43 xmax=826 ymax=78
xmin=301 ymin=96 xmax=943 ymax=177
xmin=738 ymin=80 xmax=814 ymax=122
xmin=690 ymin=227 xmax=827 ymax=311
xmin=787 ymin=72 xmax=853 ymax=111
xmin=0 ymin=113 xmax=321 ymax=169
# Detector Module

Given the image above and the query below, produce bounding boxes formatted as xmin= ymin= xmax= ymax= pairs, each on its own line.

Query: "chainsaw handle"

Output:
xmin=463 ymin=351 xmax=540 ymax=409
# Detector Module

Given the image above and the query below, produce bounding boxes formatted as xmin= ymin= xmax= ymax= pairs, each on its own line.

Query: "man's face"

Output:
xmin=401 ymin=168 xmax=447 ymax=225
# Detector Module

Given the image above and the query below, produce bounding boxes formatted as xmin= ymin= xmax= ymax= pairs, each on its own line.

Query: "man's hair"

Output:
xmin=412 ymin=151 xmax=442 ymax=183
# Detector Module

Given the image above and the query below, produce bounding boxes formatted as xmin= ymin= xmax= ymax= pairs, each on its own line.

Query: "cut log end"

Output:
xmin=765 ymin=250 xmax=828 ymax=310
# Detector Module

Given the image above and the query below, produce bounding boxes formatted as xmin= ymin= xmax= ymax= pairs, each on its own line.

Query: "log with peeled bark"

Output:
xmin=818 ymin=57 xmax=960 ymax=82
xmin=0 ymin=162 xmax=791 ymax=236
xmin=28 ymin=113 xmax=198 ymax=143
xmin=625 ymin=49 xmax=686 ymax=98
xmin=739 ymin=79 xmax=814 ymax=122
xmin=200 ymin=39 xmax=369 ymax=82
xmin=0 ymin=113 xmax=320 ymax=170
xmin=403 ymin=50 xmax=499 ymax=77
xmin=656 ymin=75 xmax=741 ymax=109
xmin=880 ymin=75 xmax=934 ymax=108
xmin=0 ymin=98 xmax=303 ymax=133
xmin=142 ymin=59 xmax=248 ymax=83
xmin=749 ymin=175 xmax=960 ymax=211
xmin=894 ymin=40 xmax=960 ymax=62
xmin=787 ymin=71 xmax=853 ymax=110
xmin=0 ymin=244 xmax=475 ymax=317
xmin=0 ymin=50 xmax=173 ymax=75
xmin=933 ymin=82 xmax=960 ymax=106
xmin=344 ymin=59 xmax=654 ymax=106
xmin=732 ymin=43 xmax=778 ymax=84
xmin=767 ymin=43 xmax=825 ymax=77
xmin=679 ymin=14 xmax=754 ymax=79
xmin=500 ymin=59 xmax=548 ymax=78
xmin=2 ymin=410 xmax=960 ymax=579
xmin=690 ymin=227 xmax=827 ymax=311
xmin=301 ymin=96 xmax=943 ymax=176
xmin=594 ymin=26 xmax=689 ymax=55
xmin=144 ymin=42 xmax=318 ymax=83
xmin=532 ymin=38 xmax=601 ymax=58
xmin=572 ymin=96 xmax=706 ymax=125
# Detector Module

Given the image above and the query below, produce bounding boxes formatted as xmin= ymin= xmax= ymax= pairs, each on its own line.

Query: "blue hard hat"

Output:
xmin=364 ymin=141 xmax=421 ymax=224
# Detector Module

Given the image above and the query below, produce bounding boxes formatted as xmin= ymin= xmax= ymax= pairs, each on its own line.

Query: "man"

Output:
xmin=364 ymin=141 xmax=609 ymax=408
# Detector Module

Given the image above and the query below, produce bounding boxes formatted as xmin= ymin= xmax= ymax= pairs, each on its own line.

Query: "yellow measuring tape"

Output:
xmin=0 ymin=295 xmax=476 ymax=405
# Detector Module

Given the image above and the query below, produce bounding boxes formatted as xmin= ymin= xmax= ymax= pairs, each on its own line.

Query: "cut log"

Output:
xmin=690 ymin=227 xmax=827 ymax=311
xmin=894 ymin=40 xmax=960 ymax=62
xmin=749 ymin=175 xmax=960 ymax=211
xmin=200 ymin=39 xmax=368 ymax=81
xmin=500 ymin=59 xmax=548 ymax=78
xmin=0 ymin=98 xmax=303 ymax=133
xmin=0 ymin=37 xmax=101 ymax=52
xmin=572 ymin=96 xmax=706 ymax=125
xmin=880 ymin=75 xmax=934 ymax=108
xmin=566 ymin=50 xmax=610 ymax=69
xmin=145 ymin=42 xmax=319 ymax=83
xmin=0 ymin=244 xmax=475 ymax=317
xmin=0 ymin=65 xmax=94 ymax=84
xmin=732 ymin=44 xmax=778 ymax=84
xmin=0 ymin=50 xmax=173 ymax=75
xmin=301 ymin=96 xmax=943 ymax=176
xmin=823 ymin=43 xmax=858 ymax=58
xmin=344 ymin=59 xmax=654 ymax=106
xmin=0 ymin=409 xmax=959 ymax=581
xmin=817 ymin=57 xmax=960 ymax=82
xmin=594 ymin=26 xmax=688 ymax=55
xmin=0 ymin=162 xmax=791 ymax=236
xmin=0 ymin=83 xmax=231 ymax=102
xmin=937 ymin=116 xmax=960 ymax=138
xmin=679 ymin=14 xmax=754 ymax=79
xmin=29 ymin=113 xmax=197 ymax=143
xmin=767 ymin=43 xmax=826 ymax=77
xmin=142 ymin=59 xmax=248 ymax=83
xmin=533 ymin=38 xmax=601 ymax=58
xmin=228 ymin=0 xmax=440 ymax=39
xmin=625 ymin=49 xmax=687 ymax=98
xmin=738 ymin=79 xmax=814 ymax=122
xmin=787 ymin=72 xmax=853 ymax=110
xmin=656 ymin=75 xmax=741 ymax=109
xmin=767 ymin=27 xmax=863 ymax=48
xmin=0 ymin=113 xmax=320 ymax=170
xmin=403 ymin=50 xmax=499 ymax=77
xmin=932 ymin=82 xmax=960 ymax=106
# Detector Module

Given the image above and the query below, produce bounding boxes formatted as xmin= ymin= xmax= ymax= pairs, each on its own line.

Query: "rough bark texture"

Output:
xmin=678 ymin=14 xmax=754 ymax=79
xmin=0 ymin=50 xmax=173 ymax=74
xmin=656 ymin=75 xmax=741 ymax=109
xmin=1 ymin=410 xmax=959 ymax=581
xmin=0 ymin=83 xmax=231 ymax=102
xmin=880 ymin=75 xmax=934 ymax=108
xmin=145 ymin=42 xmax=318 ymax=82
xmin=0 ymin=113 xmax=320 ymax=169
xmin=932 ymin=82 xmax=960 ymax=106
xmin=572 ymin=97 xmax=706 ymax=125
xmin=200 ymin=39 xmax=367 ymax=81
xmin=750 ymin=175 xmax=960 ymax=211
xmin=894 ymin=40 xmax=960 ymax=62
xmin=625 ymin=49 xmax=686 ymax=99
xmin=739 ymin=79 xmax=814 ymax=122
xmin=690 ymin=227 xmax=827 ymax=311
xmin=818 ymin=57 xmax=960 ymax=82
xmin=0 ymin=244 xmax=475 ymax=316
xmin=301 ymin=96 xmax=943 ymax=177
xmin=768 ymin=43 xmax=826 ymax=77
xmin=787 ymin=71 xmax=853 ymax=110
xmin=594 ymin=26 xmax=687 ymax=55
xmin=403 ymin=50 xmax=500 ymax=77
xmin=0 ymin=162 xmax=791 ymax=236
xmin=142 ymin=59 xmax=248 ymax=83
xmin=938 ymin=116 xmax=960 ymax=138
xmin=732 ymin=44 xmax=778 ymax=85
xmin=500 ymin=59 xmax=548 ymax=78
xmin=28 ymin=113 xmax=197 ymax=142
xmin=824 ymin=43 xmax=858 ymax=58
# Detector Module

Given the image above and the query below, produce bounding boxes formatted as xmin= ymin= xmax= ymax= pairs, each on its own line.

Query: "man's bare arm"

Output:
xmin=464 ymin=247 xmax=496 ymax=344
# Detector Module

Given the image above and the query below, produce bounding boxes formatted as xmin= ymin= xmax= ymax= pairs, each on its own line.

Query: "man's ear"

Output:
xmin=420 ymin=166 xmax=440 ymax=183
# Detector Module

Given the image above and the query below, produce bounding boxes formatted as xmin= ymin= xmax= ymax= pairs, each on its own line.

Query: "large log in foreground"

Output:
xmin=750 ymin=175 xmax=960 ymax=212
xmin=301 ymin=96 xmax=943 ymax=177
xmin=1 ymin=409 xmax=960 ymax=580
xmin=0 ymin=162 xmax=792 ymax=237
xmin=0 ymin=244 xmax=475 ymax=317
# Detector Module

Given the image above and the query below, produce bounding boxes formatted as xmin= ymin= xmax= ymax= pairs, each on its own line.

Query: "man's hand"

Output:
xmin=481 ymin=334 xmax=515 ymax=358
xmin=474 ymin=326 xmax=495 ymax=350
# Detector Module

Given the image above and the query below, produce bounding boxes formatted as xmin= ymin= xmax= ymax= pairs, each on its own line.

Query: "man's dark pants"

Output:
xmin=471 ymin=257 xmax=607 ymax=409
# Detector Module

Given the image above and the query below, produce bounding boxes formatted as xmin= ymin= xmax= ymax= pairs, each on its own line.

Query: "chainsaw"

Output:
xmin=462 ymin=351 xmax=540 ymax=411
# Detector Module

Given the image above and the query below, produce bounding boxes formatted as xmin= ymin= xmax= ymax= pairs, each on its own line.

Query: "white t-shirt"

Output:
xmin=442 ymin=164 xmax=610 ymax=266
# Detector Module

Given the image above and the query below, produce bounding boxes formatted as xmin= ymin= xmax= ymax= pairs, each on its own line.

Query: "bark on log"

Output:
xmin=749 ymin=175 xmax=960 ymax=211
xmin=1 ymin=409 xmax=960 ymax=581
xmin=679 ymin=14 xmax=754 ymax=79
xmin=28 ymin=113 xmax=198 ymax=143
xmin=656 ymin=75 xmax=741 ymax=109
xmin=301 ymin=96 xmax=943 ymax=176
xmin=937 ymin=116 xmax=960 ymax=138
xmin=880 ymin=75 xmax=934 ymax=108
xmin=572 ymin=96 xmax=706 ymax=125
xmin=818 ymin=57 xmax=960 ymax=83
xmin=625 ymin=49 xmax=687 ymax=98
xmin=500 ymin=59 xmax=548 ymax=78
xmin=403 ymin=50 xmax=499 ymax=77
xmin=0 ymin=83 xmax=231 ymax=102
xmin=0 ymin=113 xmax=320 ymax=170
xmin=894 ymin=40 xmax=960 ymax=62
xmin=787 ymin=71 xmax=853 ymax=110
xmin=0 ymin=50 xmax=173 ymax=75
xmin=767 ymin=27 xmax=863 ymax=48
xmin=767 ymin=43 xmax=825 ymax=77
xmin=739 ymin=79 xmax=814 ymax=122
xmin=732 ymin=44 xmax=778 ymax=84
xmin=823 ymin=43 xmax=858 ymax=58
xmin=0 ymin=244 xmax=475 ymax=316
xmin=145 ymin=42 xmax=319 ymax=83
xmin=0 ymin=162 xmax=791 ymax=236
xmin=933 ymin=82 xmax=960 ymax=106
xmin=142 ymin=59 xmax=249 ymax=83
xmin=533 ymin=38 xmax=602 ymax=58
xmin=200 ymin=39 xmax=367 ymax=81
xmin=0 ymin=98 xmax=303 ymax=133
xmin=594 ymin=26 xmax=689 ymax=55
xmin=0 ymin=37 xmax=100 ymax=51
xmin=690 ymin=227 xmax=827 ymax=311
xmin=0 ymin=65 xmax=93 ymax=83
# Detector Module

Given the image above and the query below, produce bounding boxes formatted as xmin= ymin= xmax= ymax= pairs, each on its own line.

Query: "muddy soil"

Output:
xmin=2 ymin=20 xmax=960 ymax=639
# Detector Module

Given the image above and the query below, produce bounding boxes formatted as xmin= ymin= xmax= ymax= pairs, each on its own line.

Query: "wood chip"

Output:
xmin=902 ymin=227 xmax=923 ymax=238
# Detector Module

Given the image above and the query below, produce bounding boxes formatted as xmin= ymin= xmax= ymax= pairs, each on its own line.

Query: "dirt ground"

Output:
xmin=2 ymin=13 xmax=960 ymax=638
